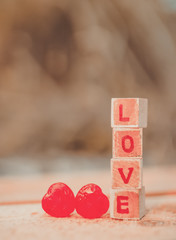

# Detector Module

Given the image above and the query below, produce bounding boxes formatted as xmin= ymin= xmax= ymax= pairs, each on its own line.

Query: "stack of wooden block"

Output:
xmin=110 ymin=98 xmax=148 ymax=220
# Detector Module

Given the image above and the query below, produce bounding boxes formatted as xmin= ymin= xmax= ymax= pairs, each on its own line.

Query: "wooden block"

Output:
xmin=110 ymin=187 xmax=145 ymax=220
xmin=112 ymin=128 xmax=142 ymax=158
xmin=111 ymin=98 xmax=148 ymax=128
xmin=111 ymin=158 xmax=142 ymax=189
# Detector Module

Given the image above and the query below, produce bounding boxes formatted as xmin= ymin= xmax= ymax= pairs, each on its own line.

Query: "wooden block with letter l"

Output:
xmin=110 ymin=187 xmax=145 ymax=220
xmin=111 ymin=98 xmax=148 ymax=128
xmin=111 ymin=158 xmax=142 ymax=189
xmin=112 ymin=128 xmax=142 ymax=158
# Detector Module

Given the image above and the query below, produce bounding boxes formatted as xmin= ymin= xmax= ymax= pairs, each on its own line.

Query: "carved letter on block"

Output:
xmin=110 ymin=187 xmax=145 ymax=220
xmin=111 ymin=98 xmax=148 ymax=128
xmin=111 ymin=158 xmax=142 ymax=189
xmin=113 ymin=128 xmax=142 ymax=158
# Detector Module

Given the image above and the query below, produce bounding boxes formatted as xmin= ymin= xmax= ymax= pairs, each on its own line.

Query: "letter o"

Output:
xmin=122 ymin=135 xmax=134 ymax=153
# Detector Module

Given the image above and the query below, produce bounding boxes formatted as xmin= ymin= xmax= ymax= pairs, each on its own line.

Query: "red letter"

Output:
xmin=119 ymin=104 xmax=130 ymax=122
xmin=122 ymin=135 xmax=134 ymax=153
xmin=118 ymin=168 xmax=134 ymax=184
xmin=117 ymin=196 xmax=129 ymax=214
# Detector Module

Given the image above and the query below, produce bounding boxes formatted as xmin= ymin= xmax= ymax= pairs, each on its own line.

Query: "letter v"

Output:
xmin=118 ymin=167 xmax=134 ymax=184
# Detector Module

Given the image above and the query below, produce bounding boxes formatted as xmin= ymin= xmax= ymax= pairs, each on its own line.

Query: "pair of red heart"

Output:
xmin=42 ymin=182 xmax=109 ymax=219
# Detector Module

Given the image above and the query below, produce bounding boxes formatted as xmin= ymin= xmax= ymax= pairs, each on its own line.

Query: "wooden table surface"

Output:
xmin=0 ymin=165 xmax=176 ymax=240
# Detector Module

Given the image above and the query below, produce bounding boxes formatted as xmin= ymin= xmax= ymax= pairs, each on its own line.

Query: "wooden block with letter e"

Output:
xmin=111 ymin=158 xmax=142 ymax=189
xmin=111 ymin=98 xmax=148 ymax=128
xmin=110 ymin=187 xmax=145 ymax=220
xmin=112 ymin=128 xmax=142 ymax=158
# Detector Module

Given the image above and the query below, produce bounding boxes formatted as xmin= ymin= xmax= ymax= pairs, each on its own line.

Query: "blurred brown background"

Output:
xmin=0 ymin=0 xmax=176 ymax=175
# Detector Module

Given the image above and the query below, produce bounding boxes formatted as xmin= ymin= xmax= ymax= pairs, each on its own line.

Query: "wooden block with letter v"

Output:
xmin=111 ymin=98 xmax=148 ymax=128
xmin=112 ymin=128 xmax=142 ymax=158
xmin=110 ymin=187 xmax=145 ymax=220
xmin=111 ymin=158 xmax=143 ymax=189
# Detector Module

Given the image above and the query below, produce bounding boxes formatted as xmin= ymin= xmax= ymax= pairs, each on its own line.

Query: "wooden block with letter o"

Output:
xmin=111 ymin=158 xmax=142 ymax=189
xmin=112 ymin=128 xmax=142 ymax=158
xmin=110 ymin=187 xmax=145 ymax=220
xmin=111 ymin=98 xmax=148 ymax=128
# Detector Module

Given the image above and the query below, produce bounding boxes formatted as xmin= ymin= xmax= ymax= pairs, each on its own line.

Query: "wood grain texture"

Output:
xmin=112 ymin=128 xmax=143 ymax=158
xmin=110 ymin=187 xmax=145 ymax=219
xmin=0 ymin=166 xmax=176 ymax=240
xmin=111 ymin=158 xmax=142 ymax=189
xmin=111 ymin=98 xmax=148 ymax=128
